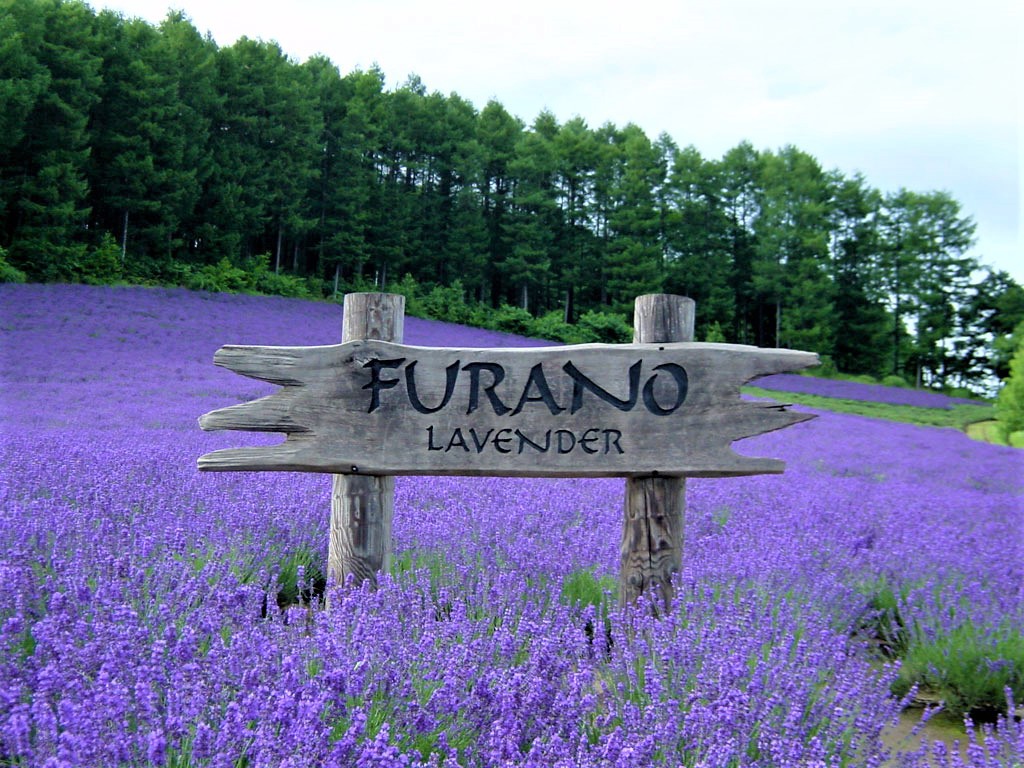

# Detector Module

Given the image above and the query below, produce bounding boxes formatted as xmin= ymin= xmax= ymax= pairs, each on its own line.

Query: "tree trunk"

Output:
xmin=121 ymin=210 xmax=129 ymax=265
xmin=775 ymin=299 xmax=782 ymax=348
xmin=275 ymin=225 xmax=283 ymax=274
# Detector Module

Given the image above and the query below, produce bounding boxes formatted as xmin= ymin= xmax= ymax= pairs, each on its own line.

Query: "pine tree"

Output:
xmin=3 ymin=0 xmax=102 ymax=280
xmin=603 ymin=123 xmax=664 ymax=313
xmin=661 ymin=144 xmax=735 ymax=340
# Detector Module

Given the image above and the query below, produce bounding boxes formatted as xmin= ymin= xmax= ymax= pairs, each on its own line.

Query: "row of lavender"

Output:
xmin=1 ymin=284 xmax=1021 ymax=767
xmin=753 ymin=374 xmax=985 ymax=410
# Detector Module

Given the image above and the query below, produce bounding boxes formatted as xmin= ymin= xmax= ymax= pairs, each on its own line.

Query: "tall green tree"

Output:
xmin=436 ymin=94 xmax=488 ymax=295
xmin=2 ymin=0 xmax=102 ymax=280
xmin=0 ymin=0 xmax=50 ymax=242
xmin=661 ymin=144 xmax=735 ymax=339
xmin=476 ymin=100 xmax=522 ymax=304
xmin=973 ymin=270 xmax=1024 ymax=382
xmin=88 ymin=12 xmax=189 ymax=271
xmin=603 ymin=123 xmax=664 ymax=313
xmin=551 ymin=116 xmax=599 ymax=320
xmin=502 ymin=111 xmax=561 ymax=311
xmin=716 ymin=142 xmax=762 ymax=343
xmin=203 ymin=37 xmax=320 ymax=267
xmin=417 ymin=91 xmax=484 ymax=288
xmin=151 ymin=10 xmax=218 ymax=268
xmin=956 ymin=269 xmax=1024 ymax=390
xmin=907 ymin=192 xmax=976 ymax=388
xmin=877 ymin=189 xmax=926 ymax=378
xmin=366 ymin=77 xmax=436 ymax=287
xmin=878 ymin=189 xmax=976 ymax=384
xmin=307 ymin=61 xmax=382 ymax=290
xmin=827 ymin=173 xmax=889 ymax=376
xmin=753 ymin=146 xmax=834 ymax=352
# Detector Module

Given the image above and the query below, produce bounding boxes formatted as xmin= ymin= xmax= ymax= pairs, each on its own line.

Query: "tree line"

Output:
xmin=2 ymin=0 xmax=1021 ymax=392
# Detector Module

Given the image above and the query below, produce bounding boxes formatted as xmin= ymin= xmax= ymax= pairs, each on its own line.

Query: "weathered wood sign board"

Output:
xmin=198 ymin=339 xmax=818 ymax=478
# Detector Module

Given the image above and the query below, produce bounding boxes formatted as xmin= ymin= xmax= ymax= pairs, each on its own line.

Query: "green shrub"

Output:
xmin=531 ymin=310 xmax=590 ymax=344
xmin=814 ymin=354 xmax=838 ymax=377
xmin=891 ymin=620 xmax=1024 ymax=720
xmin=77 ymin=233 xmax=123 ymax=284
xmin=248 ymin=254 xmax=314 ymax=298
xmin=703 ymin=321 xmax=727 ymax=343
xmin=185 ymin=257 xmax=250 ymax=293
xmin=858 ymin=577 xmax=1023 ymax=720
xmin=419 ymin=280 xmax=478 ymax=325
xmin=0 ymin=247 xmax=27 ymax=283
xmin=882 ymin=374 xmax=909 ymax=388
xmin=490 ymin=304 xmax=535 ymax=336
xmin=995 ymin=341 xmax=1024 ymax=442
xmin=945 ymin=386 xmax=976 ymax=400
xmin=389 ymin=273 xmax=422 ymax=312
xmin=576 ymin=310 xmax=631 ymax=343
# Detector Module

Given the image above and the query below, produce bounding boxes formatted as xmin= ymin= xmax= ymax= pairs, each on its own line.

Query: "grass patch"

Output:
xmin=964 ymin=419 xmax=1019 ymax=446
xmin=966 ymin=419 xmax=1001 ymax=442
xmin=560 ymin=568 xmax=617 ymax=654
xmin=856 ymin=578 xmax=1023 ymax=721
xmin=272 ymin=545 xmax=326 ymax=610
xmin=891 ymin=620 xmax=1024 ymax=721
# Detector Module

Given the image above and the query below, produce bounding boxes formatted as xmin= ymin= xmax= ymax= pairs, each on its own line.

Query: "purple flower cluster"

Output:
xmin=753 ymin=373 xmax=987 ymax=410
xmin=2 ymin=284 xmax=1022 ymax=766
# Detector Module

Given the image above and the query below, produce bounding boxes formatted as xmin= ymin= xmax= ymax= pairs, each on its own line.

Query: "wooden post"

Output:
xmin=328 ymin=292 xmax=404 ymax=591
xmin=620 ymin=294 xmax=695 ymax=611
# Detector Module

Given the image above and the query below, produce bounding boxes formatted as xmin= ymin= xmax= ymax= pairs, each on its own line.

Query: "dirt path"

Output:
xmin=881 ymin=707 xmax=974 ymax=765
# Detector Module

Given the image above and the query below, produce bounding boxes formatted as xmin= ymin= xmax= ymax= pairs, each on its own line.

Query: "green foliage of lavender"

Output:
xmin=2 ymin=284 xmax=1023 ymax=766
xmin=892 ymin=620 xmax=1024 ymax=720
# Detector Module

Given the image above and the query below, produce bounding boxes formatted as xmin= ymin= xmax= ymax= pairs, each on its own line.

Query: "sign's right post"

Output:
xmin=620 ymin=293 xmax=695 ymax=611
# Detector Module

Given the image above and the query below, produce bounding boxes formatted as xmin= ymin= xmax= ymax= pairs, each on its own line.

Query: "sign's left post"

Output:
xmin=329 ymin=292 xmax=405 ymax=592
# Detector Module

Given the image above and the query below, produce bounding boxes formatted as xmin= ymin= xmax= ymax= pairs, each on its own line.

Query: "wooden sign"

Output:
xmin=198 ymin=339 xmax=817 ymax=478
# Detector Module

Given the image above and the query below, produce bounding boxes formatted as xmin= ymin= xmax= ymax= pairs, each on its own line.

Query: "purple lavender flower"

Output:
xmin=1 ymin=284 xmax=1021 ymax=767
xmin=753 ymin=373 xmax=987 ymax=409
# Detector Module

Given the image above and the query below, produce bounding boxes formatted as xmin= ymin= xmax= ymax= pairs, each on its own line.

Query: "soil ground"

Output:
xmin=881 ymin=707 xmax=973 ymax=765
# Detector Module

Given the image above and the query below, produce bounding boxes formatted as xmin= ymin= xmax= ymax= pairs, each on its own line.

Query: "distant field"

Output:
xmin=746 ymin=384 xmax=996 ymax=434
xmin=753 ymin=372 xmax=988 ymax=410
xmin=2 ymin=284 xmax=1021 ymax=767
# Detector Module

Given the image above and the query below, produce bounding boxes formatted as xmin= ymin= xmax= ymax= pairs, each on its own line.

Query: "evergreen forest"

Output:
xmin=2 ymin=0 xmax=1022 ymax=393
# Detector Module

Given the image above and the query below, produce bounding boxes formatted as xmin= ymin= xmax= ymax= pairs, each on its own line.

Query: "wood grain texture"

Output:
xmin=621 ymin=475 xmax=684 ymax=610
xmin=620 ymin=294 xmax=692 ymax=610
xmin=329 ymin=293 xmax=404 ymax=592
xmin=632 ymin=294 xmax=696 ymax=345
xmin=197 ymin=340 xmax=818 ymax=477
xmin=329 ymin=474 xmax=394 ymax=589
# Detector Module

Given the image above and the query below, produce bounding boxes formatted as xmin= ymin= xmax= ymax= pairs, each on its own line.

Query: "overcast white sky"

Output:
xmin=97 ymin=0 xmax=1022 ymax=283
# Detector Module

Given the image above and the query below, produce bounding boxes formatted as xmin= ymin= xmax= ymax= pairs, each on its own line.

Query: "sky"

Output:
xmin=97 ymin=0 xmax=1022 ymax=284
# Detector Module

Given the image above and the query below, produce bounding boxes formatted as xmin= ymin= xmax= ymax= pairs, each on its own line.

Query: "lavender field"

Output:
xmin=2 ymin=284 xmax=1022 ymax=767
